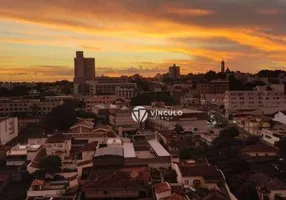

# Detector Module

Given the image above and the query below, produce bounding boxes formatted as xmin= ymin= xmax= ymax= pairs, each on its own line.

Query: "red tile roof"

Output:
xmin=46 ymin=133 xmax=71 ymax=143
xmin=178 ymin=164 xmax=223 ymax=181
xmin=240 ymin=144 xmax=276 ymax=153
xmin=83 ymin=170 xmax=144 ymax=189
xmin=154 ymin=182 xmax=171 ymax=193
xmin=31 ymin=179 xmax=44 ymax=186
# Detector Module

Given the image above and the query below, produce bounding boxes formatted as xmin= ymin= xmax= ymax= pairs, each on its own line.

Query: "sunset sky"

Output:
xmin=1 ymin=0 xmax=286 ymax=81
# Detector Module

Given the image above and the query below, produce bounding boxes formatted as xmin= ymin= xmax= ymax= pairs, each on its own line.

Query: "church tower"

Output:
xmin=221 ymin=59 xmax=225 ymax=73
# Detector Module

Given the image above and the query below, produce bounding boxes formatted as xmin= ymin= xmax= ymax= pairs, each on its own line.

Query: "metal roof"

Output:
xmin=123 ymin=143 xmax=136 ymax=158
xmin=94 ymin=147 xmax=123 ymax=157
xmin=148 ymin=140 xmax=170 ymax=157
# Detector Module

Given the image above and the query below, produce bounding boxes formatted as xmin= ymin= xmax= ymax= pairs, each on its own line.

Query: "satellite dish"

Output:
xmin=130 ymin=170 xmax=139 ymax=178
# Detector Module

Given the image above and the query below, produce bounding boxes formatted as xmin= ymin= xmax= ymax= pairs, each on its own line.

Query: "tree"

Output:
xmin=131 ymin=92 xmax=175 ymax=106
xmin=237 ymin=181 xmax=259 ymax=200
xmin=219 ymin=126 xmax=240 ymax=138
xmin=205 ymin=70 xmax=217 ymax=81
xmin=0 ymin=87 xmax=10 ymax=97
xmin=39 ymin=155 xmax=61 ymax=174
xmin=276 ymin=138 xmax=286 ymax=158
xmin=10 ymin=85 xmax=30 ymax=96
xmin=245 ymin=135 xmax=260 ymax=145
xmin=179 ymin=148 xmax=191 ymax=160
xmin=45 ymin=103 xmax=77 ymax=132
xmin=174 ymin=124 xmax=184 ymax=134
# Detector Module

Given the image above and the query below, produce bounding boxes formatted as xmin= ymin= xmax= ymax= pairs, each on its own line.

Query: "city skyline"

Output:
xmin=1 ymin=0 xmax=286 ymax=81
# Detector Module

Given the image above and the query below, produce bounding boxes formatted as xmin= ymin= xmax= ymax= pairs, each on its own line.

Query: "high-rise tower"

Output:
xmin=73 ymin=51 xmax=95 ymax=94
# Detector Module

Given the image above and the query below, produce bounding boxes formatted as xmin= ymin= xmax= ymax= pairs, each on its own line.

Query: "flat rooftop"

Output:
xmin=123 ymin=143 xmax=136 ymax=158
xmin=136 ymin=150 xmax=156 ymax=159
xmin=7 ymin=144 xmax=41 ymax=156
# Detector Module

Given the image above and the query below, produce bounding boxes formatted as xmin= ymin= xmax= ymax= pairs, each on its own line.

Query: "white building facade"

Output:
xmin=0 ymin=117 xmax=18 ymax=145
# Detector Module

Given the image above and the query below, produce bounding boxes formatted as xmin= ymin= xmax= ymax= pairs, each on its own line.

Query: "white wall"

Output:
xmin=27 ymin=189 xmax=65 ymax=197
xmin=261 ymin=129 xmax=280 ymax=146
xmin=273 ymin=111 xmax=286 ymax=125
xmin=28 ymin=138 xmax=46 ymax=145
xmin=269 ymin=189 xmax=286 ymax=200
xmin=0 ymin=118 xmax=18 ymax=145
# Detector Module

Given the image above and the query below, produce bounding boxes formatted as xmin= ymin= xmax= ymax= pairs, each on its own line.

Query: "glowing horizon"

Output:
xmin=1 ymin=0 xmax=286 ymax=82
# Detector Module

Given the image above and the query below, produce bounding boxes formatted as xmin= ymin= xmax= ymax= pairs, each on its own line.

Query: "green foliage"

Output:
xmin=39 ymin=155 xmax=61 ymax=174
xmin=205 ymin=70 xmax=217 ymax=81
xmin=179 ymin=145 xmax=209 ymax=160
xmin=257 ymin=70 xmax=286 ymax=78
xmin=237 ymin=181 xmax=259 ymax=200
xmin=174 ymin=124 xmax=184 ymax=134
xmin=244 ymin=135 xmax=260 ymax=145
xmin=211 ymin=126 xmax=243 ymax=159
xmin=0 ymin=85 xmax=30 ymax=97
xmin=219 ymin=126 xmax=240 ymax=138
xmin=45 ymin=102 xmax=77 ymax=132
xmin=131 ymin=92 xmax=175 ymax=106
xmin=276 ymin=138 xmax=286 ymax=158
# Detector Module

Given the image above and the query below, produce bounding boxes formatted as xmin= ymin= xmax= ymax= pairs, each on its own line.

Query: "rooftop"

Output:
xmin=6 ymin=144 xmax=41 ymax=156
xmin=178 ymin=163 xmax=223 ymax=181
xmin=240 ymin=144 xmax=277 ymax=153
xmin=83 ymin=168 xmax=148 ymax=190
xmin=80 ymin=141 xmax=98 ymax=152
xmin=123 ymin=143 xmax=136 ymax=158
xmin=148 ymin=140 xmax=170 ymax=157
xmin=154 ymin=182 xmax=171 ymax=193
xmin=46 ymin=133 xmax=71 ymax=143
xmin=94 ymin=146 xmax=123 ymax=157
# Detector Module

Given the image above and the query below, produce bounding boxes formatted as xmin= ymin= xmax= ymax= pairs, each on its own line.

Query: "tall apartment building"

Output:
xmin=73 ymin=51 xmax=95 ymax=94
xmin=224 ymin=84 xmax=286 ymax=115
xmin=0 ymin=117 xmax=18 ymax=145
xmin=169 ymin=64 xmax=180 ymax=80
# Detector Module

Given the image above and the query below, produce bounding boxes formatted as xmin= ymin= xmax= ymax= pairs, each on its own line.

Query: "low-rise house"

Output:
xmin=82 ymin=167 xmax=151 ymax=199
xmin=240 ymin=144 xmax=277 ymax=162
xmin=66 ymin=122 xmax=117 ymax=146
xmin=250 ymin=172 xmax=286 ymax=200
xmin=45 ymin=134 xmax=72 ymax=160
xmin=174 ymin=163 xmax=224 ymax=191
xmin=6 ymin=143 xmax=42 ymax=166
xmin=235 ymin=116 xmax=271 ymax=136
xmin=27 ymin=173 xmax=79 ymax=198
